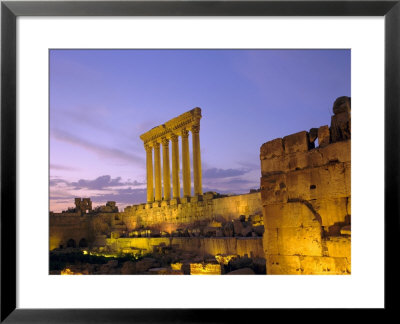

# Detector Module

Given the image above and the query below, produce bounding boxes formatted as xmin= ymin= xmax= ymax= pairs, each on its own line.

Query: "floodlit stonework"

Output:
xmin=260 ymin=96 xmax=351 ymax=274
xmin=50 ymin=98 xmax=351 ymax=275
xmin=140 ymin=107 xmax=203 ymax=203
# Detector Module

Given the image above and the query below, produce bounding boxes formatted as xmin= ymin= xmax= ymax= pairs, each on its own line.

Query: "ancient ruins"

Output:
xmin=50 ymin=97 xmax=351 ymax=275
xmin=260 ymin=96 xmax=351 ymax=274
xmin=140 ymin=107 xmax=203 ymax=204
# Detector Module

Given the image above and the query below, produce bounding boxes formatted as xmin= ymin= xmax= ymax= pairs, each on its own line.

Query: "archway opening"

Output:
xmin=79 ymin=238 xmax=88 ymax=248
xmin=66 ymin=239 xmax=76 ymax=248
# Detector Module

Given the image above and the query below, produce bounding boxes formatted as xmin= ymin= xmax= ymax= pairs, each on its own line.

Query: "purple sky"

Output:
xmin=50 ymin=49 xmax=350 ymax=212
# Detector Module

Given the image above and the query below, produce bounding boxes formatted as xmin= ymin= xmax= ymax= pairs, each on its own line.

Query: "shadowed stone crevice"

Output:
xmin=287 ymin=198 xmax=322 ymax=225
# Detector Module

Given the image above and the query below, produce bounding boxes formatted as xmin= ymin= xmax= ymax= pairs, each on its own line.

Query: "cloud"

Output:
xmin=90 ymin=188 xmax=147 ymax=205
xmin=49 ymin=175 xmax=147 ymax=212
xmin=50 ymin=164 xmax=78 ymax=171
xmin=49 ymin=178 xmax=70 ymax=187
xmin=51 ymin=128 xmax=145 ymax=166
xmin=202 ymin=168 xmax=250 ymax=179
xmin=223 ymin=178 xmax=254 ymax=185
xmin=70 ymin=175 xmax=144 ymax=190
xmin=203 ymin=177 xmax=257 ymax=188
xmin=50 ymin=175 xmax=144 ymax=190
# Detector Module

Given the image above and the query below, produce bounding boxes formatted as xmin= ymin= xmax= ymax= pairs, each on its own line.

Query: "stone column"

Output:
xmin=181 ymin=129 xmax=191 ymax=198
xmin=191 ymin=124 xmax=202 ymax=196
xmin=153 ymin=142 xmax=162 ymax=202
xmin=162 ymin=137 xmax=171 ymax=200
xmin=171 ymin=133 xmax=180 ymax=200
xmin=145 ymin=144 xmax=154 ymax=203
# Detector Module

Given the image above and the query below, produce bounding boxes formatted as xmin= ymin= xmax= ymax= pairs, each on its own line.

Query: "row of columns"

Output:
xmin=144 ymin=125 xmax=202 ymax=203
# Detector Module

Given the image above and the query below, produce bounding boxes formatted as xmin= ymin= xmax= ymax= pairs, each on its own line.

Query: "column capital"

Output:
xmin=153 ymin=141 xmax=160 ymax=149
xmin=170 ymin=133 xmax=179 ymax=142
xmin=181 ymin=129 xmax=189 ymax=138
xmin=191 ymin=124 xmax=200 ymax=134
xmin=161 ymin=137 xmax=169 ymax=146
xmin=144 ymin=143 xmax=153 ymax=152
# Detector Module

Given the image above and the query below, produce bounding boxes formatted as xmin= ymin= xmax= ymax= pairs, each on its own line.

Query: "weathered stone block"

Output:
xmin=340 ymin=225 xmax=351 ymax=235
xmin=332 ymin=96 xmax=351 ymax=115
xmin=267 ymin=255 xmax=302 ymax=275
xmin=260 ymin=138 xmax=284 ymax=159
xmin=283 ymin=131 xmax=309 ymax=154
xmin=309 ymin=197 xmax=349 ymax=227
xmin=267 ymin=255 xmax=350 ymax=275
xmin=277 ymin=226 xmax=323 ymax=256
xmin=263 ymin=227 xmax=279 ymax=255
xmin=286 ymin=152 xmax=310 ymax=171
xmin=320 ymin=140 xmax=351 ymax=164
xmin=331 ymin=111 xmax=351 ymax=143
xmin=260 ymin=173 xmax=287 ymax=205
xmin=261 ymin=156 xmax=285 ymax=174
xmin=286 ymin=163 xmax=350 ymax=201
xmin=300 ymin=256 xmax=350 ymax=275
xmin=236 ymin=238 xmax=264 ymax=258
xmin=304 ymin=149 xmax=325 ymax=169
xmin=263 ymin=202 xmax=321 ymax=229
xmin=262 ymin=152 xmax=311 ymax=175
xmin=261 ymin=141 xmax=349 ymax=176
xmin=347 ymin=197 xmax=351 ymax=216
xmin=190 ymin=263 xmax=221 ymax=275
xmin=318 ymin=125 xmax=330 ymax=147
xmin=324 ymin=237 xmax=351 ymax=258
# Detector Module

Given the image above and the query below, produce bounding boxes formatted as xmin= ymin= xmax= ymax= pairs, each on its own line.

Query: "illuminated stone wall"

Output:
xmin=260 ymin=96 xmax=351 ymax=275
xmin=49 ymin=213 xmax=91 ymax=250
xmin=50 ymin=193 xmax=262 ymax=250
xmin=190 ymin=263 xmax=222 ymax=275
xmin=121 ymin=192 xmax=262 ymax=230
xmin=106 ymin=237 xmax=264 ymax=258
xmin=50 ymin=210 xmax=121 ymax=250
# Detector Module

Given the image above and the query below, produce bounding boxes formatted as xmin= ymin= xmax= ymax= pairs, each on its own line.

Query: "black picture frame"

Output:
xmin=1 ymin=0 xmax=399 ymax=322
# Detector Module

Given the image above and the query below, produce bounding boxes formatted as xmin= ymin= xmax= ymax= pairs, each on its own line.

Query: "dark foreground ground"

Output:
xmin=49 ymin=247 xmax=266 ymax=275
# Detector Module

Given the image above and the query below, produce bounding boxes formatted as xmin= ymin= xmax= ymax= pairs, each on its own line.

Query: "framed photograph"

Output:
xmin=1 ymin=0 xmax=398 ymax=321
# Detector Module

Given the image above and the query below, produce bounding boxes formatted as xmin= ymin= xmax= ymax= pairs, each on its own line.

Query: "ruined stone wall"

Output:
xmin=49 ymin=212 xmax=121 ymax=250
xmin=49 ymin=214 xmax=91 ymax=250
xmin=106 ymin=237 xmax=264 ymax=258
xmin=121 ymin=192 xmax=262 ymax=230
xmin=260 ymin=98 xmax=351 ymax=274
xmin=49 ymin=194 xmax=262 ymax=250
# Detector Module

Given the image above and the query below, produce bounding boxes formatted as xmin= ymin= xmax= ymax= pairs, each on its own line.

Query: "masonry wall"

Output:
xmin=121 ymin=192 xmax=262 ymax=231
xmin=260 ymin=98 xmax=351 ymax=275
xmin=106 ymin=237 xmax=264 ymax=259
xmin=49 ymin=193 xmax=262 ymax=250
xmin=49 ymin=212 xmax=121 ymax=250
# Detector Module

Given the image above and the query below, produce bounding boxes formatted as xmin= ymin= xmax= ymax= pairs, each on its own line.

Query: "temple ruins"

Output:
xmin=50 ymin=97 xmax=351 ymax=275
xmin=140 ymin=107 xmax=203 ymax=204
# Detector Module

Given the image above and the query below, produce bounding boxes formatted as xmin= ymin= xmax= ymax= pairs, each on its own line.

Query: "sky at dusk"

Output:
xmin=50 ymin=49 xmax=350 ymax=212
